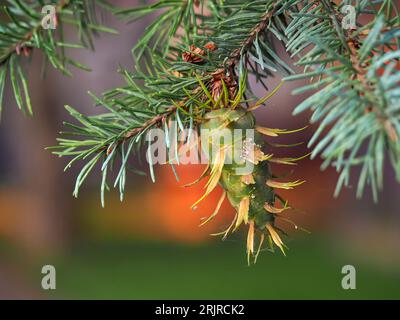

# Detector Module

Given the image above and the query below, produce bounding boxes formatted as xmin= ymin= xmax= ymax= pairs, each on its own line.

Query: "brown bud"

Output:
xmin=182 ymin=45 xmax=206 ymax=63
xmin=204 ymin=42 xmax=217 ymax=51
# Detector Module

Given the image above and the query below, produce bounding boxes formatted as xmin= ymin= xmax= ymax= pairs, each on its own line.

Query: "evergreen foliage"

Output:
xmin=0 ymin=0 xmax=116 ymax=117
xmin=51 ymin=0 xmax=399 ymax=202
xmin=1 ymin=0 xmax=399 ymax=259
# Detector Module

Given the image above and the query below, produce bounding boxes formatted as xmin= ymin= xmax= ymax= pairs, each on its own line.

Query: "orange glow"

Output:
xmin=146 ymin=164 xmax=233 ymax=243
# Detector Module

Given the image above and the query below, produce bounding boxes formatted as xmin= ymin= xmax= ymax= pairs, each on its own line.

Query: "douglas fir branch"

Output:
xmin=0 ymin=1 xmax=398 ymax=262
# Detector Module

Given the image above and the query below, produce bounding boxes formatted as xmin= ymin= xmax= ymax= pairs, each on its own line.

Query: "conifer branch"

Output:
xmin=53 ymin=0 xmax=400 ymax=203
xmin=283 ymin=0 xmax=400 ymax=201
xmin=225 ymin=2 xmax=280 ymax=69
xmin=0 ymin=0 xmax=117 ymax=117
xmin=124 ymin=1 xmax=282 ymax=144
xmin=52 ymin=0 xmax=291 ymax=201
xmin=0 ymin=0 xmax=70 ymax=66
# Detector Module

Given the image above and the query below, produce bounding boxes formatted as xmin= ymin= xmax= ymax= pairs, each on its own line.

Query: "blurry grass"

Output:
xmin=37 ymin=236 xmax=400 ymax=299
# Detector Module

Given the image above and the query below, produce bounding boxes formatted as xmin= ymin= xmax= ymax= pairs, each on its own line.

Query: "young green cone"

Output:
xmin=196 ymin=106 xmax=296 ymax=263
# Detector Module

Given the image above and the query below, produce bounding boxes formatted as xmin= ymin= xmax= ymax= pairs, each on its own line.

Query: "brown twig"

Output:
xmin=226 ymin=2 xmax=280 ymax=69
xmin=124 ymin=106 xmax=177 ymax=139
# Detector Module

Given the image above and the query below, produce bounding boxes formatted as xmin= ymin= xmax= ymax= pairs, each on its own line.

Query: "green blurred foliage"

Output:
xmin=30 ymin=236 xmax=400 ymax=299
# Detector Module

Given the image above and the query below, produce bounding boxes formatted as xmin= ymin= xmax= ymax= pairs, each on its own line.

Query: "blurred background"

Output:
xmin=0 ymin=0 xmax=399 ymax=299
